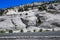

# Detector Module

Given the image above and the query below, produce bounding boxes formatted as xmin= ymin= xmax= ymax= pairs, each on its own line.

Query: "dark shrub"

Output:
xmin=0 ymin=30 xmax=5 ymax=33
xmin=39 ymin=29 xmax=43 ymax=32
xmin=24 ymin=8 xmax=29 ymax=11
xmin=25 ymin=13 xmax=28 ymax=15
xmin=9 ymin=30 xmax=13 ymax=33
xmin=0 ymin=9 xmax=5 ymax=16
xmin=20 ymin=29 xmax=23 ymax=32
xmin=33 ymin=29 xmax=36 ymax=32
xmin=18 ymin=8 xmax=23 ymax=12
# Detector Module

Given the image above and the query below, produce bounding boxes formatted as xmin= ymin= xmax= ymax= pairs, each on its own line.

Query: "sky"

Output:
xmin=0 ymin=0 xmax=54 ymax=9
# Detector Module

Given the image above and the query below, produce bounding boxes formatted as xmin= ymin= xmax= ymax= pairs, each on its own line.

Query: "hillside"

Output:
xmin=0 ymin=3 xmax=60 ymax=33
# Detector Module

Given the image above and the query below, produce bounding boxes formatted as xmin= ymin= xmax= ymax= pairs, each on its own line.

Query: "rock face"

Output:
xmin=0 ymin=10 xmax=60 ymax=31
xmin=11 ymin=16 xmax=26 ymax=30
xmin=47 ymin=3 xmax=60 ymax=13
xmin=0 ymin=16 xmax=26 ymax=30
xmin=0 ymin=16 xmax=14 ymax=29
xmin=0 ymin=3 xmax=60 ymax=32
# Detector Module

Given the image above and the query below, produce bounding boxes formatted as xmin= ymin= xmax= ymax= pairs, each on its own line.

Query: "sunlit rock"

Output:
xmin=0 ymin=18 xmax=14 ymax=30
xmin=11 ymin=16 xmax=26 ymax=30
